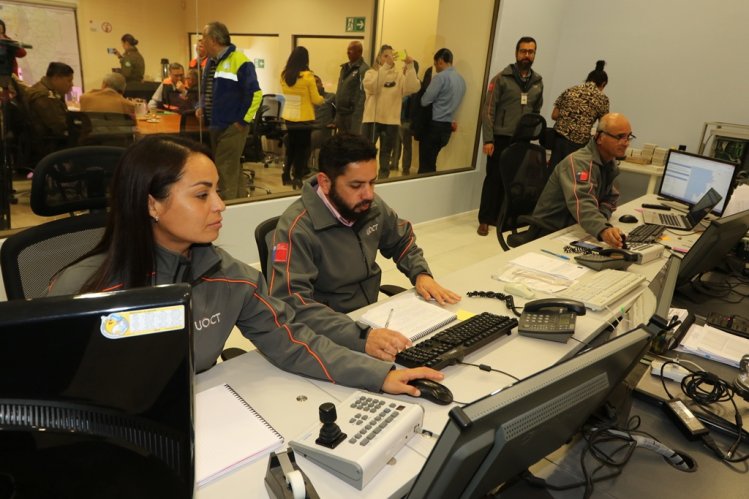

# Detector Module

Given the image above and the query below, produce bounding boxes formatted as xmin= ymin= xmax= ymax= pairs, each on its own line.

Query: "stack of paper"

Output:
xmin=495 ymin=253 xmax=590 ymax=293
xmin=676 ymin=324 xmax=749 ymax=368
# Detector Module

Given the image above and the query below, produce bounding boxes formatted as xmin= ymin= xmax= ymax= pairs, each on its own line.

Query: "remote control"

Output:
xmin=641 ymin=203 xmax=671 ymax=211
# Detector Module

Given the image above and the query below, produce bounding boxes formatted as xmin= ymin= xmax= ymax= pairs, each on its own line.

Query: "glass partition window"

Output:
xmin=3 ymin=0 xmax=498 ymax=233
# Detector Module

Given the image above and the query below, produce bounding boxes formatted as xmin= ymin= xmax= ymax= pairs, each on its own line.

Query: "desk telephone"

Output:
xmin=575 ymin=248 xmax=638 ymax=271
xmin=518 ymin=298 xmax=586 ymax=342
xmin=289 ymin=391 xmax=424 ymax=490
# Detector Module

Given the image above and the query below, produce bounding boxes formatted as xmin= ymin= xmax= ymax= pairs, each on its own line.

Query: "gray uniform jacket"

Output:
xmin=532 ymin=139 xmax=620 ymax=238
xmin=47 ymin=243 xmax=392 ymax=392
xmin=482 ymin=64 xmax=543 ymax=141
xmin=268 ymin=179 xmax=431 ymax=352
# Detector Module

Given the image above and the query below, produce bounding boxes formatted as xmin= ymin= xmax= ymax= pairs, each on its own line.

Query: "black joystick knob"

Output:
xmin=315 ymin=402 xmax=346 ymax=449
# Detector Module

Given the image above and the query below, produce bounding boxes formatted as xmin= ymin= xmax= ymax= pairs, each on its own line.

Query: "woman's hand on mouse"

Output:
xmin=382 ymin=367 xmax=444 ymax=396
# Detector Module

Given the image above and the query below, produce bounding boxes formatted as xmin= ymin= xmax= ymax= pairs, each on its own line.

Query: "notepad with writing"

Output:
xmin=359 ymin=294 xmax=457 ymax=341
xmin=195 ymin=383 xmax=284 ymax=487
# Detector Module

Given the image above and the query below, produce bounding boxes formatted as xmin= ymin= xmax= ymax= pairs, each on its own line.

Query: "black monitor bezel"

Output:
xmin=407 ymin=327 xmax=651 ymax=498
xmin=676 ymin=208 xmax=749 ymax=287
xmin=657 ymin=149 xmax=739 ymax=216
xmin=0 ymin=284 xmax=195 ymax=494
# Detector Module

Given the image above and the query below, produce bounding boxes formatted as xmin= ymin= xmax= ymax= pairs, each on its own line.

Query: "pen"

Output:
xmin=384 ymin=308 xmax=394 ymax=328
xmin=541 ymin=249 xmax=570 ymax=261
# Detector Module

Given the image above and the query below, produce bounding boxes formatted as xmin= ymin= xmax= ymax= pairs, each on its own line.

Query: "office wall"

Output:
xmin=535 ymin=0 xmax=749 ymax=152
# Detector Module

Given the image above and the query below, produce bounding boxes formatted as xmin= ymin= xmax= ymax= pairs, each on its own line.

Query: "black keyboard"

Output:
xmin=395 ymin=312 xmax=517 ymax=370
xmin=628 ymin=223 xmax=665 ymax=243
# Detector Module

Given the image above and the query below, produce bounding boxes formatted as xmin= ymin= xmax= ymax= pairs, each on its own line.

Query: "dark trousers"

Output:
xmin=549 ymin=131 xmax=586 ymax=169
xmin=285 ymin=125 xmax=312 ymax=180
xmin=418 ymin=120 xmax=452 ymax=174
xmin=362 ymin=122 xmax=399 ymax=178
xmin=393 ymin=121 xmax=415 ymax=172
xmin=477 ymin=135 xmax=512 ymax=225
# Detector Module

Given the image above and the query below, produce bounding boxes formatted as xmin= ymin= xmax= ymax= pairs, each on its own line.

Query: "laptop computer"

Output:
xmin=642 ymin=187 xmax=722 ymax=229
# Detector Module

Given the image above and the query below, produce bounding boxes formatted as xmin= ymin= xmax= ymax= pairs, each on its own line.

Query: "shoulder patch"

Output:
xmin=488 ymin=81 xmax=494 ymax=92
xmin=577 ymin=170 xmax=589 ymax=182
xmin=273 ymin=242 xmax=289 ymax=263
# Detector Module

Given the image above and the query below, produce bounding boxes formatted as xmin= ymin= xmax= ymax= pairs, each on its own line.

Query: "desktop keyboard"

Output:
xmin=627 ymin=224 xmax=665 ymax=243
xmin=557 ymin=269 xmax=646 ymax=311
xmin=395 ymin=312 xmax=518 ymax=370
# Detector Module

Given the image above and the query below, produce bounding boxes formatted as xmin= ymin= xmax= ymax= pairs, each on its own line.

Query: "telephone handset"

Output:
xmin=575 ymin=248 xmax=638 ymax=271
xmin=518 ymin=298 xmax=586 ymax=342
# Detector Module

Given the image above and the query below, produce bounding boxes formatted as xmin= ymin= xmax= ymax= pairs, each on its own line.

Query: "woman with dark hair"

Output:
xmin=549 ymin=60 xmax=610 ymax=168
xmin=0 ymin=19 xmax=27 ymax=77
xmin=112 ymin=33 xmax=145 ymax=82
xmin=47 ymin=135 xmax=441 ymax=396
xmin=280 ymin=46 xmax=324 ymax=189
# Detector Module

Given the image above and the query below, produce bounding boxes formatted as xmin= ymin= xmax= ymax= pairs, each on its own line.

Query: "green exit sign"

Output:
xmin=346 ymin=17 xmax=366 ymax=32
xmin=254 ymin=58 xmax=265 ymax=69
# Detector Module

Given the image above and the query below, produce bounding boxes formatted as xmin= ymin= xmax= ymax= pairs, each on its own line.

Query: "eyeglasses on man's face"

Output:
xmin=601 ymin=131 xmax=636 ymax=143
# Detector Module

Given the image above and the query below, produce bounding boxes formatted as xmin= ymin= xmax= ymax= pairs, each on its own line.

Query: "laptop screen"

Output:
xmin=658 ymin=150 xmax=738 ymax=216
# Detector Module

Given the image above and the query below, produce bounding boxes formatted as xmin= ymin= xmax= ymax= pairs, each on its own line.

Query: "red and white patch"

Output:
xmin=576 ymin=171 xmax=589 ymax=182
xmin=273 ymin=242 xmax=289 ymax=263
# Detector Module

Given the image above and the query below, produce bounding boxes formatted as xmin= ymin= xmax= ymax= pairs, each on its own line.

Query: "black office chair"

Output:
xmin=30 ymin=146 xmax=125 ymax=216
xmin=495 ymin=113 xmax=553 ymax=250
xmin=70 ymin=111 xmax=136 ymax=147
xmin=255 ymin=94 xmax=286 ymax=168
xmin=254 ymin=215 xmax=405 ymax=297
xmin=1 ymin=211 xmax=108 ymax=300
xmin=122 ymin=81 xmax=161 ymax=101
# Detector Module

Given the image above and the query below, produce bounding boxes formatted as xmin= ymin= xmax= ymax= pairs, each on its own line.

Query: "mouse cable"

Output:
xmin=659 ymin=360 xmax=748 ymax=462
xmin=456 ymin=360 xmax=520 ymax=381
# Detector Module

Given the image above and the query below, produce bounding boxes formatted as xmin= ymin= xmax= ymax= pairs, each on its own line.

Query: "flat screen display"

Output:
xmin=658 ymin=150 xmax=738 ymax=216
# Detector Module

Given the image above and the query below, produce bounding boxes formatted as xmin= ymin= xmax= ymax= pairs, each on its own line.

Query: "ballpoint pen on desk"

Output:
xmin=540 ymin=249 xmax=570 ymax=261
xmin=384 ymin=308 xmax=394 ymax=328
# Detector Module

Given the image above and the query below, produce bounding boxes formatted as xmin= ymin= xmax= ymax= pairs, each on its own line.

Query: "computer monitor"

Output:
xmin=407 ymin=327 xmax=651 ymax=498
xmin=649 ymin=255 xmax=680 ymax=321
xmin=0 ymin=284 xmax=194 ymax=499
xmin=658 ymin=149 xmax=739 ymax=216
xmin=676 ymin=208 xmax=749 ymax=287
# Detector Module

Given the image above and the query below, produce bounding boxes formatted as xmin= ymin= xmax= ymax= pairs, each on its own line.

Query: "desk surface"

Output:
xmin=195 ymin=194 xmax=745 ymax=498
xmin=136 ymin=112 xmax=181 ymax=135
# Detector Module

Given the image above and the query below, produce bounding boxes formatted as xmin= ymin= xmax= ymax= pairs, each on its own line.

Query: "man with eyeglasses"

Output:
xmin=478 ymin=36 xmax=544 ymax=236
xmin=530 ymin=113 xmax=632 ymax=248
xmin=148 ymin=62 xmax=195 ymax=113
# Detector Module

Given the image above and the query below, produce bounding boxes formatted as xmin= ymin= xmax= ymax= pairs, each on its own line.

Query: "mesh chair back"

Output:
xmin=1 ymin=213 xmax=107 ymax=299
xmin=254 ymin=216 xmax=280 ymax=282
xmin=496 ymin=114 xmax=552 ymax=250
xmin=30 ymin=146 xmax=125 ymax=216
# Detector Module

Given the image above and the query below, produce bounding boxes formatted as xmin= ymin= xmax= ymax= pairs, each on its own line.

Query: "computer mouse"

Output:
xmin=407 ymin=379 xmax=454 ymax=405
xmin=618 ymin=214 xmax=638 ymax=224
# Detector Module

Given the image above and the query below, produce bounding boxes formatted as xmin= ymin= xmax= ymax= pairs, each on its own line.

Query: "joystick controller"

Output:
xmin=734 ymin=354 xmax=749 ymax=402
xmin=315 ymin=402 xmax=346 ymax=449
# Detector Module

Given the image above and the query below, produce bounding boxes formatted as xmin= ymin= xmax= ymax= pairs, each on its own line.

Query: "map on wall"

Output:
xmin=0 ymin=1 xmax=82 ymax=88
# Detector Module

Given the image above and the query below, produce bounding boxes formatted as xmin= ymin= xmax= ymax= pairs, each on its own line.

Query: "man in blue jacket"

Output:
xmin=197 ymin=22 xmax=262 ymax=199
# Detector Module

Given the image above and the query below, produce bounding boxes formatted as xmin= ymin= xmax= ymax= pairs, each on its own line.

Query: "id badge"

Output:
xmin=521 ymin=93 xmax=528 ymax=105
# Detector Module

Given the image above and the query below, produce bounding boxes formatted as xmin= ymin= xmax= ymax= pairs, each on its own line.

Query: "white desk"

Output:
xmin=196 ymin=195 xmax=696 ymax=498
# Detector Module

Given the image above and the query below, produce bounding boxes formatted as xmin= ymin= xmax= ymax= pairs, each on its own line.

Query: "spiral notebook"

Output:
xmin=195 ymin=383 xmax=284 ymax=487
xmin=359 ymin=294 xmax=457 ymax=341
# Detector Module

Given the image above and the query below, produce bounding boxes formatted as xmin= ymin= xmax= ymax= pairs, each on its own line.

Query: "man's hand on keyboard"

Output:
xmin=382 ymin=367 xmax=444 ymax=396
xmin=366 ymin=328 xmax=413 ymax=361
xmin=599 ymin=227 xmax=626 ymax=248
xmin=415 ymin=274 xmax=462 ymax=305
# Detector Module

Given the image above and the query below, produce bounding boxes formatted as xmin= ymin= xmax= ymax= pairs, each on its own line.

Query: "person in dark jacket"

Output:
xmin=113 ymin=33 xmax=145 ymax=83
xmin=478 ymin=36 xmax=543 ymax=236
xmin=47 ymin=135 xmax=443 ymax=397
